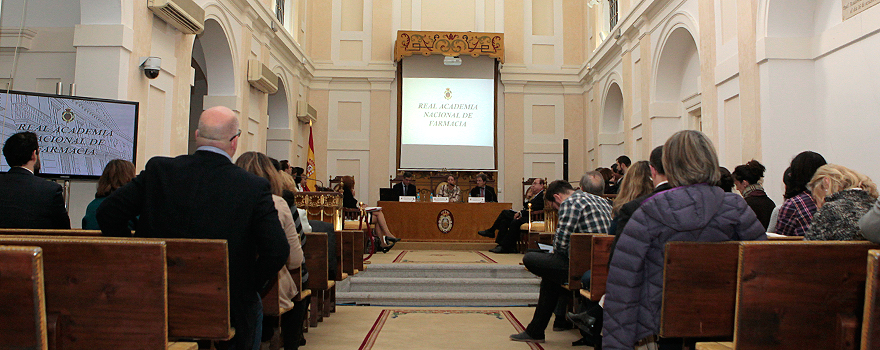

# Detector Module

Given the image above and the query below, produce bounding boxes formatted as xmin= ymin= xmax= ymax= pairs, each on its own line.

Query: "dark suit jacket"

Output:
xmin=97 ymin=150 xmax=289 ymax=348
xmin=392 ymin=182 xmax=417 ymax=197
xmin=520 ymin=189 xmax=545 ymax=216
xmin=0 ymin=167 xmax=70 ymax=229
xmin=469 ymin=185 xmax=497 ymax=202
xmin=608 ymin=182 xmax=673 ymax=262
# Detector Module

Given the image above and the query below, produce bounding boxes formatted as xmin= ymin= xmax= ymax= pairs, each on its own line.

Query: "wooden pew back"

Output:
xmin=0 ymin=245 xmax=48 ymax=350
xmin=341 ymin=230 xmax=364 ymax=275
xmin=734 ymin=241 xmax=880 ymax=350
xmin=0 ymin=230 xmax=232 ymax=341
xmin=863 ymin=249 xmax=880 ymax=350
xmin=567 ymin=233 xmax=594 ymax=290
xmin=660 ymin=241 xmax=741 ymax=338
xmin=0 ymin=236 xmax=168 ymax=349
xmin=587 ymin=234 xmax=614 ymax=301
xmin=303 ymin=232 xmax=330 ymax=290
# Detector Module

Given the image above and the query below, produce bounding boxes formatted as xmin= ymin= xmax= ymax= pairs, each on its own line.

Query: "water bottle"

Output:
xmin=416 ymin=193 xmax=420 ymax=202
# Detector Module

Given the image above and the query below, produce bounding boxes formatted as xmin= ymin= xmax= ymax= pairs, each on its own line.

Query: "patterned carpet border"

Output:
xmin=358 ymin=309 xmax=543 ymax=350
xmin=390 ymin=251 xmax=499 ymax=264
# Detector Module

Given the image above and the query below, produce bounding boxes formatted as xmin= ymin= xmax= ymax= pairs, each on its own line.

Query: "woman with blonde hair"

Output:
xmin=234 ymin=151 xmax=306 ymax=349
xmin=805 ymin=164 xmax=878 ymax=241
xmin=602 ymin=130 xmax=765 ymax=350
xmin=611 ymin=161 xmax=653 ymax=215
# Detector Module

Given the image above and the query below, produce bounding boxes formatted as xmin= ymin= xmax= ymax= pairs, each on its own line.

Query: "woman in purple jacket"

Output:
xmin=601 ymin=130 xmax=767 ymax=350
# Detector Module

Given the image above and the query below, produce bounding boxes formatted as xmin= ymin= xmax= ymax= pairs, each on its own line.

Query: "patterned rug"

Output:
xmin=359 ymin=309 xmax=543 ymax=350
xmin=390 ymin=250 xmax=497 ymax=264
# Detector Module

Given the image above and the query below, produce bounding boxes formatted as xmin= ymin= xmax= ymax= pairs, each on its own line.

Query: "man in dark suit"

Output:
xmin=392 ymin=171 xmax=417 ymax=197
xmin=0 ymin=132 xmax=70 ymax=229
xmin=469 ymin=173 xmax=497 ymax=202
xmin=479 ymin=178 xmax=544 ymax=253
xmin=97 ymin=106 xmax=289 ymax=350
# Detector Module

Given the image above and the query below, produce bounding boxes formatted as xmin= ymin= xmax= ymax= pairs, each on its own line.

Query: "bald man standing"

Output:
xmin=97 ymin=106 xmax=289 ymax=350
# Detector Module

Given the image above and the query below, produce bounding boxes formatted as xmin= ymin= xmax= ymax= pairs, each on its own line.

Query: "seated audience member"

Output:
xmin=0 ymin=131 xmax=70 ymax=229
xmin=804 ymin=164 xmax=878 ymax=241
xmin=436 ymin=174 xmax=461 ymax=202
xmin=341 ymin=176 xmax=400 ymax=252
xmin=568 ymin=147 xmax=670 ymax=346
xmin=292 ymin=166 xmax=305 ymax=191
xmin=605 ymin=164 xmax=622 ymax=194
xmin=469 ymin=173 xmax=497 ymax=202
xmin=509 ymin=177 xmax=612 ymax=343
xmin=235 ymin=152 xmax=306 ymax=349
xmin=859 ymin=198 xmax=880 ymax=244
xmin=733 ymin=160 xmax=776 ymax=230
xmin=478 ymin=178 xmax=545 ymax=253
xmin=392 ymin=171 xmax=417 ymax=197
xmin=611 ymin=161 xmax=653 ymax=218
xmin=97 ymin=106 xmax=289 ymax=350
xmin=82 ymin=159 xmax=136 ymax=230
xmin=775 ymin=151 xmax=827 ymax=236
xmin=766 ymin=167 xmax=792 ymax=233
xmin=279 ymin=160 xmax=291 ymax=174
xmin=602 ymin=130 xmax=766 ymax=350
xmin=717 ymin=167 xmax=734 ymax=192
xmin=596 ymin=167 xmax=614 ymax=189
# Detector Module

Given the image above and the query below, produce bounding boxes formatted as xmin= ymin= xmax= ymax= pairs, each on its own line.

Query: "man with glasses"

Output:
xmin=97 ymin=106 xmax=289 ymax=350
xmin=510 ymin=176 xmax=612 ymax=344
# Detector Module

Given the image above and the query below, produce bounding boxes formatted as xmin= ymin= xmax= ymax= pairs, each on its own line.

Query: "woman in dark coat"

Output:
xmin=733 ymin=160 xmax=776 ymax=230
xmin=602 ymin=130 xmax=767 ymax=350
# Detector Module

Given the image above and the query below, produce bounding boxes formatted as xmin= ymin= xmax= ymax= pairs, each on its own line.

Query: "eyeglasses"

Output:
xmin=230 ymin=129 xmax=242 ymax=141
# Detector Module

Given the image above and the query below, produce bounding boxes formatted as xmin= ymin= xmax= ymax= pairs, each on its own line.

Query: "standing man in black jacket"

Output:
xmin=0 ymin=131 xmax=70 ymax=229
xmin=97 ymin=106 xmax=289 ymax=350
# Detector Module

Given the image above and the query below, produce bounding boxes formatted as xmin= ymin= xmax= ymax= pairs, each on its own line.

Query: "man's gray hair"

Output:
xmin=579 ymin=171 xmax=605 ymax=195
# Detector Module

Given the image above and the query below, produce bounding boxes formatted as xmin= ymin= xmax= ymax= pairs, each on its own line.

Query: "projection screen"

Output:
xmin=399 ymin=55 xmax=496 ymax=170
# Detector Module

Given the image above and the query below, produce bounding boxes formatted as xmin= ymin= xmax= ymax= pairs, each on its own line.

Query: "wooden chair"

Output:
xmin=862 ymin=249 xmax=880 ymax=350
xmin=0 ymin=245 xmax=49 ymax=350
xmin=734 ymin=241 xmax=880 ymax=350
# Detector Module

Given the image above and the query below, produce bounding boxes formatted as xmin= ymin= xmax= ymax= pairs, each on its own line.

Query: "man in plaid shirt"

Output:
xmin=511 ymin=174 xmax=612 ymax=343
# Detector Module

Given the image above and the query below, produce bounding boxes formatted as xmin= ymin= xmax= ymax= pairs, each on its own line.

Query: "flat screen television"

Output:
xmin=0 ymin=90 xmax=139 ymax=179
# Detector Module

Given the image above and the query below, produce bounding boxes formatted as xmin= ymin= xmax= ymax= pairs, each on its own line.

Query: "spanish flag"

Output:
xmin=304 ymin=125 xmax=316 ymax=191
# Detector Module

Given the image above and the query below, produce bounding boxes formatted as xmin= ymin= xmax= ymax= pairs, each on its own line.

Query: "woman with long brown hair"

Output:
xmin=235 ymin=151 xmax=306 ymax=349
xmin=82 ymin=159 xmax=136 ymax=230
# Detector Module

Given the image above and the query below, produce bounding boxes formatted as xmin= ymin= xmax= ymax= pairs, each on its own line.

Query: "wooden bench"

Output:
xmin=0 ymin=229 xmax=233 ymax=341
xmin=0 ymin=245 xmax=49 ymax=350
xmin=578 ymin=234 xmax=614 ymax=301
xmin=303 ymin=232 xmax=333 ymax=327
xmin=261 ymin=267 xmax=309 ymax=350
xmin=566 ymin=233 xmax=595 ymax=291
xmin=734 ymin=241 xmax=880 ymax=350
xmin=863 ymin=249 xmax=880 ymax=350
xmin=0 ymin=236 xmax=176 ymax=349
xmin=660 ymin=241 xmax=741 ymax=340
xmin=341 ymin=230 xmax=364 ymax=275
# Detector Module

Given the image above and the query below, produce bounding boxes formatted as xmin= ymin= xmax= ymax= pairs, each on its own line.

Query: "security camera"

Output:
xmin=140 ymin=57 xmax=161 ymax=79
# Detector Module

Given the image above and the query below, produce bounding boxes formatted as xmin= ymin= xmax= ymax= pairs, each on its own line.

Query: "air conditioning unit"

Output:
xmin=296 ymin=101 xmax=317 ymax=124
xmin=148 ymin=0 xmax=205 ymax=34
xmin=247 ymin=59 xmax=279 ymax=94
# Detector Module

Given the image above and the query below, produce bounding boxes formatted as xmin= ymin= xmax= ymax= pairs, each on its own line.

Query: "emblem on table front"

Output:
xmin=437 ymin=209 xmax=454 ymax=234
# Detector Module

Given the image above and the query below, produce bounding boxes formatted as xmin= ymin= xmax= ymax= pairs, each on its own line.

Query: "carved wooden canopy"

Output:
xmin=394 ymin=30 xmax=505 ymax=63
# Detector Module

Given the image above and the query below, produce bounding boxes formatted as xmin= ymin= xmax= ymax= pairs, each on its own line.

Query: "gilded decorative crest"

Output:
xmin=395 ymin=30 xmax=505 ymax=63
xmin=444 ymin=88 xmax=452 ymax=100
xmin=61 ymin=108 xmax=75 ymax=123
xmin=437 ymin=209 xmax=454 ymax=234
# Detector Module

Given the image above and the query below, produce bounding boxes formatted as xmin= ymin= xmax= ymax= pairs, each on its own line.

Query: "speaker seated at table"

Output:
xmin=435 ymin=174 xmax=461 ymax=202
